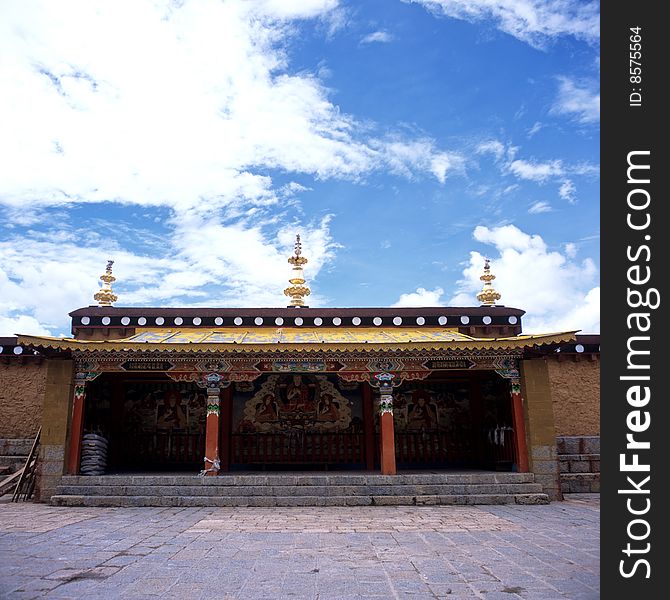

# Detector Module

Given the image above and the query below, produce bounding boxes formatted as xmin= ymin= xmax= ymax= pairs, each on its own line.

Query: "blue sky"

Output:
xmin=0 ymin=0 xmax=599 ymax=336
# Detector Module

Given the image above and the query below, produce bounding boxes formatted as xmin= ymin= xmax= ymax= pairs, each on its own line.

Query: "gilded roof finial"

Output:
xmin=476 ymin=258 xmax=501 ymax=306
xmin=94 ymin=260 xmax=118 ymax=307
xmin=283 ymin=234 xmax=311 ymax=307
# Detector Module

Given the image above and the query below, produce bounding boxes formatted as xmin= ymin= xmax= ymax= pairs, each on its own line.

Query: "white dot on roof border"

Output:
xmin=508 ymin=316 xmax=518 ymax=325
xmin=0 ymin=346 xmax=3 ymax=353
xmin=482 ymin=316 xmax=492 ymax=325
xmin=373 ymin=317 xmax=382 ymax=326
xmin=101 ymin=316 xmax=111 ymax=325
xmin=138 ymin=317 xmax=147 ymax=326
xmin=352 ymin=317 xmax=361 ymax=326
xmin=332 ymin=317 xmax=342 ymax=326
xmin=121 ymin=317 xmax=130 ymax=326
xmin=13 ymin=346 xmax=23 ymax=355
xmin=438 ymin=316 xmax=447 ymax=326
xmin=460 ymin=316 xmax=470 ymax=325
xmin=254 ymin=317 xmax=263 ymax=326
xmin=193 ymin=317 xmax=202 ymax=326
xmin=275 ymin=317 xmax=284 ymax=326
xmin=155 ymin=317 xmax=165 ymax=325
xmin=575 ymin=344 xmax=585 ymax=353
xmin=234 ymin=317 xmax=243 ymax=326
xmin=294 ymin=317 xmax=304 ymax=326
xmin=393 ymin=317 xmax=402 ymax=326
xmin=174 ymin=317 xmax=183 ymax=326
xmin=214 ymin=317 xmax=224 ymax=326
xmin=314 ymin=317 xmax=323 ymax=326
xmin=81 ymin=316 xmax=90 ymax=325
xmin=416 ymin=317 xmax=425 ymax=325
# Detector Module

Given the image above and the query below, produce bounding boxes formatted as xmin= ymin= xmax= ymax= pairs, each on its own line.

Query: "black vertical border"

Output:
xmin=601 ymin=2 xmax=669 ymax=596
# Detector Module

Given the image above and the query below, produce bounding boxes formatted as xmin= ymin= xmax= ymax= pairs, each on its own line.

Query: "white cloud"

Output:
xmin=564 ymin=242 xmax=577 ymax=258
xmin=551 ymin=76 xmax=600 ymax=124
xmin=450 ymin=225 xmax=599 ymax=333
xmin=528 ymin=201 xmax=552 ymax=214
xmin=392 ymin=287 xmax=445 ymax=307
xmin=361 ymin=30 xmax=394 ymax=44
xmin=404 ymin=0 xmax=600 ymax=48
xmin=476 ymin=140 xmax=505 ymax=161
xmin=0 ymin=215 xmax=337 ymax=336
xmin=558 ymin=179 xmax=577 ymax=203
xmin=526 ymin=121 xmax=543 ymax=138
xmin=508 ymin=159 xmax=564 ymax=181
xmin=377 ymin=138 xmax=465 ymax=183
xmin=0 ymin=0 xmax=469 ymax=335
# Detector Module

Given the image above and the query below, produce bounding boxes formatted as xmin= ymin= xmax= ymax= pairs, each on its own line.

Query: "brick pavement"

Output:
xmin=0 ymin=496 xmax=599 ymax=599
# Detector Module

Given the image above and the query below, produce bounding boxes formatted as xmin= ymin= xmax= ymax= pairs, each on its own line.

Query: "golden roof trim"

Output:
xmin=17 ymin=330 xmax=578 ymax=355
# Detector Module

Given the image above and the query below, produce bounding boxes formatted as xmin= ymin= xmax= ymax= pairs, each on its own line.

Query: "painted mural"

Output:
xmin=235 ymin=374 xmax=354 ymax=433
xmin=120 ymin=382 xmax=206 ymax=434
xmin=381 ymin=381 xmax=471 ymax=433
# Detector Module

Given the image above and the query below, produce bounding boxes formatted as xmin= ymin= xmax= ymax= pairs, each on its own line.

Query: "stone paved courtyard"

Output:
xmin=0 ymin=495 xmax=599 ymax=599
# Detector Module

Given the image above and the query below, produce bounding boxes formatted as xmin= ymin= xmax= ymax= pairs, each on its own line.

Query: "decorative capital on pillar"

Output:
xmin=379 ymin=395 xmax=394 ymax=415
xmin=94 ymin=260 xmax=118 ymax=306
xmin=476 ymin=258 xmax=501 ymax=306
xmin=206 ymin=398 xmax=221 ymax=416
xmin=510 ymin=379 xmax=521 ymax=395
xmin=283 ymin=234 xmax=311 ymax=307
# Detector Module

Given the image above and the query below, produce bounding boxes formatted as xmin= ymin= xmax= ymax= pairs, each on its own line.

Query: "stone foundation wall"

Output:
xmin=547 ymin=359 xmax=600 ymax=436
xmin=557 ymin=436 xmax=600 ymax=494
xmin=0 ymin=361 xmax=47 ymax=438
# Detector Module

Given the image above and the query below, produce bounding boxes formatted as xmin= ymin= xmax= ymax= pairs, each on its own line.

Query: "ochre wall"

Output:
xmin=520 ymin=358 xmax=561 ymax=500
xmin=0 ymin=361 xmax=47 ymax=438
xmin=547 ymin=358 xmax=600 ymax=436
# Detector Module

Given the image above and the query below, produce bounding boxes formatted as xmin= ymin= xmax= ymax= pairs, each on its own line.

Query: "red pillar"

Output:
xmin=510 ymin=380 xmax=530 ymax=472
xmin=203 ymin=387 xmax=221 ymax=476
xmin=362 ymin=382 xmax=375 ymax=470
xmin=379 ymin=391 xmax=396 ymax=475
xmin=66 ymin=383 xmax=86 ymax=475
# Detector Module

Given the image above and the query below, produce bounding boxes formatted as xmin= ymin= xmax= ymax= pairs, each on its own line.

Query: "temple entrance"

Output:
xmin=83 ymin=374 xmax=206 ymax=472
xmin=230 ymin=373 xmax=366 ymax=470
xmin=375 ymin=373 xmax=517 ymax=470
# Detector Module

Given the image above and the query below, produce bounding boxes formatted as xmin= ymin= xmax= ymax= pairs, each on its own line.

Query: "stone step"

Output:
xmin=59 ymin=472 xmax=537 ymax=486
xmin=0 ymin=439 xmax=33 ymax=456
xmin=55 ymin=482 xmax=544 ymax=497
xmin=0 ymin=455 xmax=28 ymax=471
xmin=50 ymin=492 xmax=549 ymax=508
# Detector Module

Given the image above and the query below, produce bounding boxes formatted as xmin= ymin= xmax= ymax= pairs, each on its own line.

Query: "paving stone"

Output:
xmin=0 ymin=497 xmax=598 ymax=599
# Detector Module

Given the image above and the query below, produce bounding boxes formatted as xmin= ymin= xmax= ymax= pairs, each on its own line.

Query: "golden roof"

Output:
xmin=17 ymin=328 xmax=577 ymax=354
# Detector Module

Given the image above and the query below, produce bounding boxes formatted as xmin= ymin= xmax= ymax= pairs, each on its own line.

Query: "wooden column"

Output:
xmin=203 ymin=376 xmax=221 ymax=476
xmin=510 ymin=379 xmax=530 ymax=473
xmin=66 ymin=381 xmax=86 ymax=475
xmin=379 ymin=389 xmax=396 ymax=475
xmin=220 ymin=384 xmax=233 ymax=472
xmin=362 ymin=382 xmax=375 ymax=470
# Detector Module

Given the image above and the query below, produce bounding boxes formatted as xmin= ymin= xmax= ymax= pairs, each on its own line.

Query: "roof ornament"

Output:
xmin=94 ymin=260 xmax=118 ymax=307
xmin=476 ymin=258 xmax=501 ymax=306
xmin=283 ymin=234 xmax=311 ymax=308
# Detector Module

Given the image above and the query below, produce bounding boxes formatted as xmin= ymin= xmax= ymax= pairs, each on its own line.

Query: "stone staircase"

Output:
xmin=51 ymin=472 xmax=549 ymax=507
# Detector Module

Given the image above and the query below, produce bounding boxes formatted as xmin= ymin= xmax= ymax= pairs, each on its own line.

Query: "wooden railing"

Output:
xmin=394 ymin=430 xmax=474 ymax=465
xmin=113 ymin=432 xmax=204 ymax=468
xmin=231 ymin=432 xmax=365 ymax=466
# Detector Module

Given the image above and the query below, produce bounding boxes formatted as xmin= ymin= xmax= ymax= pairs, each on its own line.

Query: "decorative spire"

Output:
xmin=476 ymin=258 xmax=501 ymax=306
xmin=93 ymin=260 xmax=118 ymax=306
xmin=283 ymin=234 xmax=311 ymax=307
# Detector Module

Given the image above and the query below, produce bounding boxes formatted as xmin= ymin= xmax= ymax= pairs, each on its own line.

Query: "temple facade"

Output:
xmin=0 ymin=241 xmax=600 ymax=502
